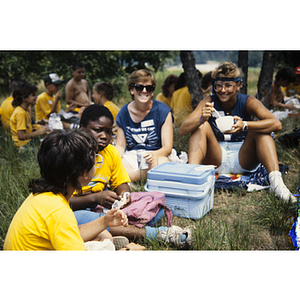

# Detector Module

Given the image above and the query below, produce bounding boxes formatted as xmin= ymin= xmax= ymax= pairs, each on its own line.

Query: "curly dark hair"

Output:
xmin=12 ymin=81 xmax=38 ymax=107
xmin=80 ymin=104 xmax=113 ymax=128
xmin=275 ymin=67 xmax=296 ymax=83
xmin=28 ymin=129 xmax=98 ymax=196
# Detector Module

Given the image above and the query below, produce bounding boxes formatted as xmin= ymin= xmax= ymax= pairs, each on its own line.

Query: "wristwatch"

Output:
xmin=242 ymin=121 xmax=248 ymax=131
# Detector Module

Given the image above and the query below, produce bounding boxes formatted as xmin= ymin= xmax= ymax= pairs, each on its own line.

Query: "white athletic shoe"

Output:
xmin=157 ymin=225 xmax=192 ymax=248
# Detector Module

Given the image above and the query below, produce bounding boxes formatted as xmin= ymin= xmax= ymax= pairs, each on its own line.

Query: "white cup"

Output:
xmin=216 ymin=116 xmax=234 ymax=133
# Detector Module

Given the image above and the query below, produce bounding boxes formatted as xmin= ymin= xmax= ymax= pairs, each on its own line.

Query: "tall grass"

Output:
xmin=0 ymin=67 xmax=299 ymax=250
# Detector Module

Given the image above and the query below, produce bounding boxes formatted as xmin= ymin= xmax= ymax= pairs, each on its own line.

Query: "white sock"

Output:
xmin=268 ymin=171 xmax=295 ymax=202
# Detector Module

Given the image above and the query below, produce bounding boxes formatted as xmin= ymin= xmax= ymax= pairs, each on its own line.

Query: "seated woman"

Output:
xmin=115 ymin=69 xmax=173 ymax=182
xmin=180 ymin=61 xmax=296 ymax=203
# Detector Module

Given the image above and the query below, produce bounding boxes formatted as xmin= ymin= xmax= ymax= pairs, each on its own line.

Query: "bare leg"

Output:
xmin=90 ymin=229 xmax=113 ymax=242
xmin=188 ymin=122 xmax=222 ymax=166
xmin=109 ymin=225 xmax=146 ymax=241
xmin=121 ymin=157 xmax=147 ymax=182
xmin=238 ymin=132 xmax=279 ymax=173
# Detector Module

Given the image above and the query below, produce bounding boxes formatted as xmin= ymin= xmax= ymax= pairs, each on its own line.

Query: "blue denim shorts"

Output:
xmin=74 ymin=210 xmax=110 ymax=231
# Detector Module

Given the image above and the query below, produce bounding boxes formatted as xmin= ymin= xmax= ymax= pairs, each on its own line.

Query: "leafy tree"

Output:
xmin=0 ymin=51 xmax=176 ymax=96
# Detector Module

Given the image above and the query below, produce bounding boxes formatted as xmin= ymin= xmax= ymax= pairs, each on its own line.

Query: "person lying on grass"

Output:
xmin=69 ymin=104 xmax=191 ymax=248
xmin=3 ymin=129 xmax=131 ymax=251
xmin=180 ymin=61 xmax=296 ymax=203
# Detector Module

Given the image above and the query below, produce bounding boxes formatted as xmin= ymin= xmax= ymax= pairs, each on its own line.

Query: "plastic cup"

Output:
xmin=137 ymin=150 xmax=149 ymax=170
xmin=215 ymin=116 xmax=234 ymax=133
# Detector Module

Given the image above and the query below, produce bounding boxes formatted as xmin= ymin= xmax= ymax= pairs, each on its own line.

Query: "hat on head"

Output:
xmin=295 ymin=67 xmax=300 ymax=75
xmin=44 ymin=73 xmax=63 ymax=85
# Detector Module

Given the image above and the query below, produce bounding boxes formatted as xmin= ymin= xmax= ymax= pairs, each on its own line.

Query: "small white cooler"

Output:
xmin=145 ymin=162 xmax=215 ymax=219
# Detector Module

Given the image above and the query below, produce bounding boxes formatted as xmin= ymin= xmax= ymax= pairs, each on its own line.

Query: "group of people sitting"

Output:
xmin=1 ymin=60 xmax=297 ymax=251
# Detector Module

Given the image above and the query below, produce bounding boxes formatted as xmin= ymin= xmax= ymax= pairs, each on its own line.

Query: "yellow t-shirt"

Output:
xmin=36 ymin=92 xmax=61 ymax=121
xmin=170 ymin=86 xmax=192 ymax=127
xmin=74 ymin=144 xmax=130 ymax=195
xmin=104 ymin=101 xmax=120 ymax=121
xmin=3 ymin=192 xmax=86 ymax=250
xmin=156 ymin=93 xmax=172 ymax=108
xmin=281 ymin=83 xmax=300 ymax=97
xmin=0 ymin=96 xmax=14 ymax=134
xmin=10 ymin=106 xmax=33 ymax=149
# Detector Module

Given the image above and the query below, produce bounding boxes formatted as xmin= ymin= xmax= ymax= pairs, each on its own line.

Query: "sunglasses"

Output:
xmin=134 ymin=84 xmax=156 ymax=93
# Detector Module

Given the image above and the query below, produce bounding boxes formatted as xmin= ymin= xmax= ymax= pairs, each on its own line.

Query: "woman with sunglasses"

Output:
xmin=180 ymin=61 xmax=296 ymax=203
xmin=116 ymin=69 xmax=173 ymax=182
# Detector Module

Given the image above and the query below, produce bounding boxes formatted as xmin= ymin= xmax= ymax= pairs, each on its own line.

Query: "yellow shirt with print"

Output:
xmin=0 ymin=96 xmax=14 ymax=134
xmin=156 ymin=92 xmax=172 ymax=108
xmin=4 ymin=192 xmax=86 ymax=250
xmin=36 ymin=92 xmax=61 ymax=121
xmin=170 ymin=86 xmax=192 ymax=127
xmin=74 ymin=144 xmax=130 ymax=195
xmin=10 ymin=106 xmax=41 ymax=149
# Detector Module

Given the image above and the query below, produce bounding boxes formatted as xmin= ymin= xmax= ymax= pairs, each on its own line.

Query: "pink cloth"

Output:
xmin=122 ymin=192 xmax=172 ymax=228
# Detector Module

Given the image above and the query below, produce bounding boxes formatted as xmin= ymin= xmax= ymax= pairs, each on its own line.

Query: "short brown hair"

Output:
xmin=211 ymin=61 xmax=243 ymax=79
xmin=128 ymin=69 xmax=156 ymax=99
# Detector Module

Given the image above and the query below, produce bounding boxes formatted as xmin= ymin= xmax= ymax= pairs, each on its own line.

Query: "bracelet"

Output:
xmin=199 ymin=114 xmax=203 ymax=125
xmin=123 ymin=246 xmax=130 ymax=251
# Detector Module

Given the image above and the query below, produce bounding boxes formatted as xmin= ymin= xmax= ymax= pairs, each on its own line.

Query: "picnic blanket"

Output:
xmin=215 ymin=164 xmax=289 ymax=192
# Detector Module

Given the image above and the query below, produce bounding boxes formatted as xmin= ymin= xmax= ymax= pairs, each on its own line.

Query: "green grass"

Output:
xmin=0 ymin=67 xmax=299 ymax=250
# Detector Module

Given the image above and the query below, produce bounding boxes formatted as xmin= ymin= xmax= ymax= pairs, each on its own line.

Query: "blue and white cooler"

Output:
xmin=145 ymin=162 xmax=215 ymax=219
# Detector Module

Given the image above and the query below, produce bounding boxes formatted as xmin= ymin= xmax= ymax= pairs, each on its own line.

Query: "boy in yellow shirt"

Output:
xmin=10 ymin=81 xmax=49 ymax=150
xmin=36 ymin=73 xmax=78 ymax=129
xmin=4 ymin=129 xmax=128 ymax=250
xmin=70 ymin=104 xmax=191 ymax=246
xmin=35 ymin=73 xmax=63 ymax=121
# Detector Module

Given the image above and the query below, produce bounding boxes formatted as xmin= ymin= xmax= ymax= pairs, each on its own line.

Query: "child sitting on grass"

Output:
xmin=65 ymin=61 xmax=91 ymax=113
xmin=10 ymin=81 xmax=49 ymax=150
xmin=92 ymin=81 xmax=120 ymax=134
xmin=3 ymin=129 xmax=130 ymax=251
xmin=35 ymin=73 xmax=78 ymax=130
xmin=0 ymin=78 xmax=27 ymax=135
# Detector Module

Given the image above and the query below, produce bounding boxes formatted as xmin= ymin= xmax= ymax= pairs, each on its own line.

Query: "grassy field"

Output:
xmin=0 ymin=67 xmax=299 ymax=250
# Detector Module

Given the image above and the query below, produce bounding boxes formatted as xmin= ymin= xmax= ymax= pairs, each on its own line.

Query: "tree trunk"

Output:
xmin=257 ymin=51 xmax=278 ymax=107
xmin=180 ymin=51 xmax=203 ymax=109
xmin=238 ymin=51 xmax=248 ymax=95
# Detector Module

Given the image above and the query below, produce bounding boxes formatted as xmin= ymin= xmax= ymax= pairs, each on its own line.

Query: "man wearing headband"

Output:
xmin=180 ymin=61 xmax=296 ymax=203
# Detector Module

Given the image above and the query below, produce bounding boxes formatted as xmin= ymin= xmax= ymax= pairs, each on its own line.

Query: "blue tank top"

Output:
xmin=208 ymin=93 xmax=252 ymax=142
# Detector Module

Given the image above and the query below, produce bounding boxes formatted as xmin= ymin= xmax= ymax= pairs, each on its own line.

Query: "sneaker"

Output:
xmin=113 ymin=236 xmax=129 ymax=250
xmin=157 ymin=225 xmax=192 ymax=249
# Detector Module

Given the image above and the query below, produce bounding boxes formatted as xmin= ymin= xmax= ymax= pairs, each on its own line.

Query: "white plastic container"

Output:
xmin=145 ymin=162 xmax=215 ymax=219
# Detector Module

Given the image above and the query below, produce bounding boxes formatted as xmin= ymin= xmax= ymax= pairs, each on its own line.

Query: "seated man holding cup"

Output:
xmin=179 ymin=61 xmax=296 ymax=203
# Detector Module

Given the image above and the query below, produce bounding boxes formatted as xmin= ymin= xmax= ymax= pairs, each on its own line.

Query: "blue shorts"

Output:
xmin=216 ymin=141 xmax=259 ymax=175
xmin=74 ymin=210 xmax=110 ymax=231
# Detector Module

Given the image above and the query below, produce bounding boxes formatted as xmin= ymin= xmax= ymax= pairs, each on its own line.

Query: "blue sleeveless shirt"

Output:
xmin=208 ymin=93 xmax=252 ymax=142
